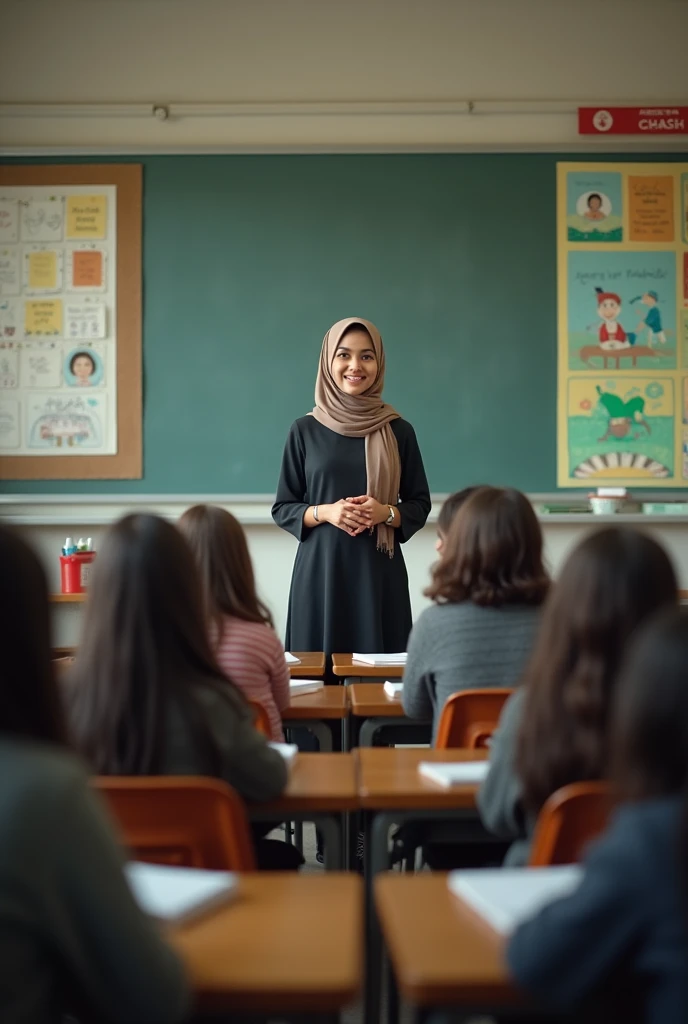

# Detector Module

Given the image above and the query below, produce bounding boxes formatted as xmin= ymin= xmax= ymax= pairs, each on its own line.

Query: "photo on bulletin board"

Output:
xmin=566 ymin=170 xmax=623 ymax=242
xmin=64 ymin=346 xmax=104 ymax=388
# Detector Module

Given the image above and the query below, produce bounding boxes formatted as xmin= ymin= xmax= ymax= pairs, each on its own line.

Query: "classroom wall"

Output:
xmin=3 ymin=0 xmax=688 ymax=151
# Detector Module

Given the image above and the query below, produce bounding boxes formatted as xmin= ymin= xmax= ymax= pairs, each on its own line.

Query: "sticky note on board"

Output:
xmin=25 ymin=299 xmax=63 ymax=337
xmin=66 ymin=195 xmax=107 ymax=240
xmin=71 ymin=249 xmax=104 ymax=289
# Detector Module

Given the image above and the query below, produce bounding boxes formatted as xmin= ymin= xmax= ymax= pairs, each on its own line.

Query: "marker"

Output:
xmin=62 ymin=537 xmax=76 ymax=556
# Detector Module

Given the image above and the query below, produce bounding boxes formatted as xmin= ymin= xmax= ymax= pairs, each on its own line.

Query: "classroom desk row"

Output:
xmin=53 ymin=649 xmax=428 ymax=752
xmin=172 ymin=748 xmax=515 ymax=1023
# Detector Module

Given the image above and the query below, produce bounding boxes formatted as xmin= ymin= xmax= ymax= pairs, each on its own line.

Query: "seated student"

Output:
xmin=0 ymin=525 xmax=188 ymax=1024
xmin=508 ymin=606 xmax=688 ymax=1023
xmin=402 ymin=486 xmax=549 ymax=743
xmin=434 ymin=486 xmax=478 ymax=556
xmin=179 ymin=504 xmax=290 ymax=742
xmin=478 ymin=526 xmax=677 ymax=866
xmin=68 ymin=513 xmax=302 ymax=871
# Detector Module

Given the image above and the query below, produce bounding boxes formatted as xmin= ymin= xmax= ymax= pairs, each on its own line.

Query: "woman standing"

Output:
xmin=272 ymin=317 xmax=430 ymax=662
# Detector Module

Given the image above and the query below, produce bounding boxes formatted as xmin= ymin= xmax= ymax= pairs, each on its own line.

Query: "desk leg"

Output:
xmin=284 ymin=719 xmax=334 ymax=753
xmin=364 ymin=810 xmax=396 ymax=1024
xmin=386 ymin=955 xmax=400 ymax=1024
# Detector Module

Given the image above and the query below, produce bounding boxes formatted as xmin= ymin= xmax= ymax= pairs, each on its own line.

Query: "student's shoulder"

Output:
xmin=0 ymin=738 xmax=89 ymax=807
xmin=588 ymin=797 xmax=681 ymax=880
xmin=225 ymin=616 xmax=283 ymax=653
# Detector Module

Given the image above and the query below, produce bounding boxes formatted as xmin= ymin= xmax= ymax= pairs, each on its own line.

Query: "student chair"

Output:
xmin=248 ymin=699 xmax=272 ymax=738
xmin=528 ymin=781 xmax=613 ymax=867
xmin=435 ymin=688 xmax=514 ymax=749
xmin=95 ymin=775 xmax=256 ymax=871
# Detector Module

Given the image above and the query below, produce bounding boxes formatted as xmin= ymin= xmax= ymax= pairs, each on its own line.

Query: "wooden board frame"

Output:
xmin=0 ymin=164 xmax=142 ymax=479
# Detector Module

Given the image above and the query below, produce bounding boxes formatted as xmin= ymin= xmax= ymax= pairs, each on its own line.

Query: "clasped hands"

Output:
xmin=323 ymin=496 xmax=389 ymax=537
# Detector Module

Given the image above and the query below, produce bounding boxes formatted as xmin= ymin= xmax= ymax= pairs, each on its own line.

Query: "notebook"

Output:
xmin=352 ymin=652 xmax=407 ymax=666
xmin=289 ymin=679 xmax=325 ymax=697
xmin=284 ymin=652 xmax=301 ymax=665
xmin=125 ymin=862 xmax=239 ymax=925
xmin=383 ymin=681 xmax=404 ymax=698
xmin=418 ymin=761 xmax=489 ymax=786
xmin=448 ymin=866 xmax=583 ymax=935
xmin=268 ymin=741 xmax=299 ymax=764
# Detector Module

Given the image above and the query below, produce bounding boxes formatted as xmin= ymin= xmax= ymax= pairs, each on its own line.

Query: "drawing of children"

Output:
xmin=69 ymin=351 xmax=96 ymax=387
xmin=632 ymin=291 xmax=666 ymax=347
xmin=584 ymin=193 xmax=606 ymax=221
xmin=593 ymin=287 xmax=636 ymax=350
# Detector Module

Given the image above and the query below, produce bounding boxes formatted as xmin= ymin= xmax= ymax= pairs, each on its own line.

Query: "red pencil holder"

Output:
xmin=60 ymin=552 xmax=96 ymax=594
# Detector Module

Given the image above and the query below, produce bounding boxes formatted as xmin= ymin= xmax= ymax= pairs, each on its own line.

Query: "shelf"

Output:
xmin=50 ymin=593 xmax=87 ymax=603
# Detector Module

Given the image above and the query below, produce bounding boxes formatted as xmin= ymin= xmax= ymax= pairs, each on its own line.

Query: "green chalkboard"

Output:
xmin=2 ymin=152 xmax=684 ymax=495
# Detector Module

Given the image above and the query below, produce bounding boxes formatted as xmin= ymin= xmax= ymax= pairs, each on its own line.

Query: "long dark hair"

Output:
xmin=426 ymin=486 xmax=550 ymax=606
xmin=518 ymin=527 xmax=678 ymax=816
xmin=69 ymin=514 xmax=247 ymax=775
xmin=178 ymin=504 xmax=273 ymax=643
xmin=612 ymin=607 xmax=688 ymax=801
xmin=0 ymin=526 xmax=66 ymax=745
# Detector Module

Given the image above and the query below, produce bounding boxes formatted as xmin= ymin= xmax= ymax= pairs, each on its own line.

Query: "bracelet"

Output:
xmin=386 ymin=505 xmax=395 ymax=525
xmin=313 ymin=505 xmax=319 ymax=522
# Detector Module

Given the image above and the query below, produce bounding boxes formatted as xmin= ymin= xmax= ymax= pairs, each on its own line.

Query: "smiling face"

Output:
xmin=332 ymin=328 xmax=378 ymax=396
xmin=588 ymin=195 xmax=602 ymax=212
xmin=599 ymin=297 xmax=620 ymax=321
xmin=72 ymin=354 xmax=95 ymax=380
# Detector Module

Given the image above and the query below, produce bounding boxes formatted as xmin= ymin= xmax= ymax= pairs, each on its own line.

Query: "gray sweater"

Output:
xmin=476 ymin=688 xmax=535 ymax=865
xmin=401 ymin=602 xmax=540 ymax=744
xmin=163 ymin=683 xmax=288 ymax=802
xmin=0 ymin=738 xmax=189 ymax=1024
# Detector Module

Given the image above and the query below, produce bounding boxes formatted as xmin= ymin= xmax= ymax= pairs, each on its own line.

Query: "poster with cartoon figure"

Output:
xmin=566 ymin=171 xmax=623 ymax=242
xmin=567 ymin=377 xmax=674 ymax=482
xmin=0 ymin=183 xmax=117 ymax=457
xmin=566 ymin=250 xmax=676 ymax=371
xmin=26 ymin=393 xmax=105 ymax=450
xmin=558 ymin=162 xmax=688 ymax=487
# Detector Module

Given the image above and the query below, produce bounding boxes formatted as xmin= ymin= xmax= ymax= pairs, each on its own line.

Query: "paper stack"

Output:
xmin=289 ymin=679 xmax=325 ymax=697
xmin=125 ymin=862 xmax=239 ymax=924
xmin=268 ymin=741 xmax=299 ymax=765
xmin=383 ymin=681 xmax=404 ymax=698
xmin=418 ymin=761 xmax=489 ymax=787
xmin=352 ymin=652 xmax=407 ymax=666
xmin=448 ymin=866 xmax=582 ymax=935
xmin=285 ymin=652 xmax=301 ymax=665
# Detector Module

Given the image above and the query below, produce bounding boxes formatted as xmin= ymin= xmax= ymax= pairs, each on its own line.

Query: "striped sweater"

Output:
xmin=214 ymin=616 xmax=290 ymax=741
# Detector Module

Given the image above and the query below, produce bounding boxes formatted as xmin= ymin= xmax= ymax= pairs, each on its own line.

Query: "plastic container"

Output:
xmin=589 ymin=496 xmax=623 ymax=515
xmin=60 ymin=551 xmax=96 ymax=594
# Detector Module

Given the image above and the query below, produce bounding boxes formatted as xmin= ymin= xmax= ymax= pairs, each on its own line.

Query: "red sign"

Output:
xmin=579 ymin=107 xmax=688 ymax=135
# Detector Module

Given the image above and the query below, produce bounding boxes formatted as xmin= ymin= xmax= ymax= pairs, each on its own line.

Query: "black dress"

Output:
xmin=272 ymin=416 xmax=431 ymax=657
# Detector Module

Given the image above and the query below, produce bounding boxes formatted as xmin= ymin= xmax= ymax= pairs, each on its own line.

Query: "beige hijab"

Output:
xmin=311 ymin=317 xmax=401 ymax=556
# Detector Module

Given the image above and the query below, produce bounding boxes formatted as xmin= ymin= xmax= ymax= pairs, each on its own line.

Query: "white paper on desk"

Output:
xmin=285 ymin=652 xmax=301 ymax=665
xmin=268 ymin=741 xmax=299 ymax=765
xmin=383 ymin=681 xmax=404 ymax=698
xmin=125 ymin=862 xmax=239 ymax=925
xmin=352 ymin=652 xmax=407 ymax=666
xmin=418 ymin=761 xmax=489 ymax=787
xmin=289 ymin=679 xmax=324 ymax=697
xmin=448 ymin=866 xmax=583 ymax=936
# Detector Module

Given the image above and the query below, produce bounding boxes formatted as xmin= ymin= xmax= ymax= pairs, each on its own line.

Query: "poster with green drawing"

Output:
xmin=566 ymin=170 xmax=623 ymax=242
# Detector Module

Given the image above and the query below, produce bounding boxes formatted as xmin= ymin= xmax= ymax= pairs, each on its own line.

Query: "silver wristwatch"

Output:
xmin=386 ymin=505 xmax=395 ymax=525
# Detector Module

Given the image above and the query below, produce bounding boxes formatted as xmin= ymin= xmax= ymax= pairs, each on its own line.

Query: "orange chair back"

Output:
xmin=95 ymin=775 xmax=256 ymax=871
xmin=248 ymin=699 xmax=272 ymax=737
xmin=528 ymin=781 xmax=613 ymax=867
xmin=435 ymin=688 xmax=513 ymax=749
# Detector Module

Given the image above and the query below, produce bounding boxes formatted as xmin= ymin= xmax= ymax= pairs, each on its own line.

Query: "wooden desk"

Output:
xmin=332 ymin=653 xmax=405 ymax=682
xmin=172 ymin=873 xmax=362 ymax=1014
xmin=347 ymin=683 xmax=430 ymax=748
xmin=249 ymin=753 xmax=357 ymax=870
xmin=358 ymin=747 xmax=491 ymax=1024
xmin=289 ymin=651 xmax=326 ymax=678
xmin=283 ymin=684 xmax=347 ymax=752
xmin=375 ymin=874 xmax=518 ymax=1014
xmin=357 ymin=747 xmax=487 ymax=811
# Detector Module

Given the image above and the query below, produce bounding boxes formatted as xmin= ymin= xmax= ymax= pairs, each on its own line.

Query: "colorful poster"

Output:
xmin=65 ymin=300 xmax=106 ymax=340
xmin=21 ymin=198 xmax=64 ymax=243
xmin=66 ymin=195 xmax=107 ymax=240
xmin=629 ymin=176 xmax=674 ymax=243
xmin=26 ymin=393 xmax=105 ymax=450
xmin=0 ymin=399 xmax=20 ymax=448
xmin=24 ymin=247 xmax=63 ymax=295
xmin=0 ymin=200 xmax=19 ymax=243
xmin=558 ymin=162 xmax=688 ymax=487
xmin=682 ymin=173 xmax=688 ymax=245
xmin=0 ymin=248 xmax=20 ymax=296
xmin=24 ymin=299 xmax=63 ymax=338
xmin=68 ymin=247 xmax=106 ymax=291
